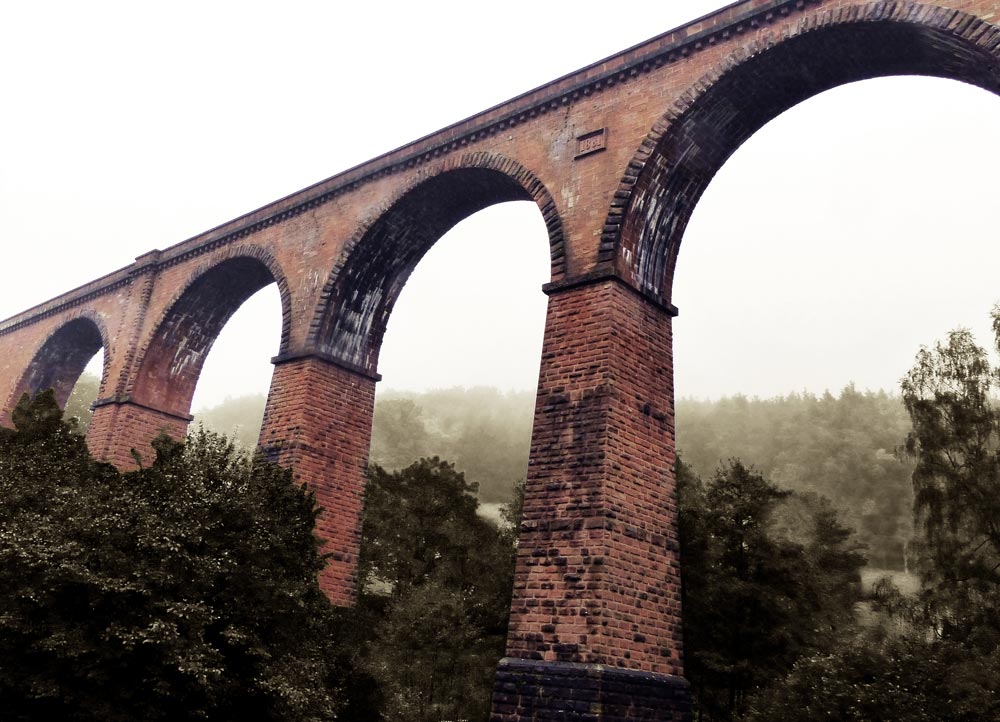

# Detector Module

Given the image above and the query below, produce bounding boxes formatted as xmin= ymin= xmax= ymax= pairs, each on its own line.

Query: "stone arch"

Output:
xmin=7 ymin=311 xmax=110 ymax=413
xmin=602 ymin=2 xmax=1000 ymax=303
xmin=128 ymin=246 xmax=292 ymax=417
xmin=308 ymin=152 xmax=564 ymax=374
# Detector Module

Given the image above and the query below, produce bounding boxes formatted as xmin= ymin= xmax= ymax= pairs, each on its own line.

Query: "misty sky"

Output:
xmin=3 ymin=1 xmax=1000 ymax=411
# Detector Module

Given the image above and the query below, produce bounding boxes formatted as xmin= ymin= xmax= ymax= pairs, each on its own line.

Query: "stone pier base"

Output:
xmin=491 ymin=658 xmax=690 ymax=722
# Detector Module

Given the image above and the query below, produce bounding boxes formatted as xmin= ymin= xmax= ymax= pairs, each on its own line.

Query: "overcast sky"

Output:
xmin=3 ymin=1 xmax=1000 ymax=411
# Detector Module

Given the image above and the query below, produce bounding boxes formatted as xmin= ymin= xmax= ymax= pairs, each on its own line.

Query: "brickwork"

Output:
xmin=1 ymin=315 xmax=106 ymax=427
xmin=87 ymin=400 xmax=192 ymax=469
xmin=503 ymin=278 xmax=682 ymax=679
xmin=257 ymin=355 xmax=376 ymax=604
xmin=3 ymin=2 xmax=1000 ymax=719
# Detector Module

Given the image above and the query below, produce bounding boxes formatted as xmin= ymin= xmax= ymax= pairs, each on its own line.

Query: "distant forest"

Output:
xmin=678 ymin=387 xmax=913 ymax=570
xmin=65 ymin=377 xmax=914 ymax=570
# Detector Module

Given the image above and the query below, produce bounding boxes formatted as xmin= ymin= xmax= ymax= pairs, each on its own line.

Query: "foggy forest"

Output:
xmin=45 ymin=315 xmax=1000 ymax=720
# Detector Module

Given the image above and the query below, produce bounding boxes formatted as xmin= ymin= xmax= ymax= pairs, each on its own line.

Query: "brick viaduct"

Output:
xmin=3 ymin=1 xmax=1000 ymax=718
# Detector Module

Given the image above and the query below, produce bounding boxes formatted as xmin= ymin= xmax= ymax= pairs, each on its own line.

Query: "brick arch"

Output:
xmin=6 ymin=311 xmax=110 ymax=414
xmin=308 ymin=152 xmax=564 ymax=374
xmin=602 ymin=2 xmax=1000 ymax=303
xmin=128 ymin=246 xmax=292 ymax=418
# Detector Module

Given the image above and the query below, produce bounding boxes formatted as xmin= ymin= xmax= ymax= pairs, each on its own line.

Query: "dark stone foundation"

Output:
xmin=490 ymin=658 xmax=691 ymax=722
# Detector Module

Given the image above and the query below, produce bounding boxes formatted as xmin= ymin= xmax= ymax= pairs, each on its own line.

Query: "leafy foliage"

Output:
xmin=0 ymin=392 xmax=343 ymax=721
xmin=678 ymin=387 xmax=914 ymax=570
xmin=678 ymin=458 xmax=865 ymax=720
xmin=746 ymin=632 xmax=1000 ymax=722
xmin=901 ymin=318 xmax=1000 ymax=648
xmin=344 ymin=458 xmax=521 ymax=722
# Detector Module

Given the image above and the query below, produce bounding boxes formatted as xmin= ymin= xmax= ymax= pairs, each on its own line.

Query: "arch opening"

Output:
xmin=371 ymin=200 xmax=550 ymax=500
xmin=614 ymin=8 xmax=1000 ymax=302
xmin=668 ymin=72 xmax=1000 ymax=577
xmin=352 ymin=198 xmax=550 ymax=720
xmin=673 ymin=74 xmax=1000 ymax=401
xmin=312 ymin=160 xmax=563 ymax=375
xmin=130 ymin=255 xmax=289 ymax=421
xmin=11 ymin=316 xmax=107 ymax=421
xmin=187 ymin=284 xmax=282 ymax=447
xmin=62 ymin=348 xmax=105 ymax=432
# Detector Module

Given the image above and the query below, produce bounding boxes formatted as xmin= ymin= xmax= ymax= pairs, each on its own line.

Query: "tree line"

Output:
xmin=33 ymin=307 xmax=1000 ymax=719
xmin=67 ymin=373 xmax=918 ymax=568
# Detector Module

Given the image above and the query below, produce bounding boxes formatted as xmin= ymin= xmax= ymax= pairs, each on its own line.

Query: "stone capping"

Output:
xmin=543 ymin=270 xmax=680 ymax=317
xmin=270 ymin=350 xmax=384 ymax=383
xmin=495 ymin=656 xmax=691 ymax=688
xmin=0 ymin=0 xmax=813 ymax=335
xmin=90 ymin=395 xmax=195 ymax=423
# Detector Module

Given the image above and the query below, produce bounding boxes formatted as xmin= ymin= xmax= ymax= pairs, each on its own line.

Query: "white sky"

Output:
xmin=2 ymin=1 xmax=1000 ymax=411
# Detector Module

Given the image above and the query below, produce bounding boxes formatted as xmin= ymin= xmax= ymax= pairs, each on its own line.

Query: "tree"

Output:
xmin=348 ymin=458 xmax=521 ymax=722
xmin=747 ymin=310 xmax=1000 ymax=722
xmin=901 ymin=319 xmax=1000 ymax=647
xmin=677 ymin=388 xmax=915 ymax=570
xmin=678 ymin=458 xmax=865 ymax=720
xmin=746 ymin=632 xmax=1000 ymax=722
xmin=0 ymin=391 xmax=343 ymax=722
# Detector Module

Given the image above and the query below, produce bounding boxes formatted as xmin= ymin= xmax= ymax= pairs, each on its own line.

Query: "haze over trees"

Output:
xmin=677 ymin=388 xmax=915 ymax=570
xmin=44 ymin=307 xmax=1000 ymax=720
xmin=188 ymin=387 xmax=535 ymax=506
xmin=746 ymin=311 xmax=1000 ymax=722
xmin=180 ymin=383 xmax=916 ymax=568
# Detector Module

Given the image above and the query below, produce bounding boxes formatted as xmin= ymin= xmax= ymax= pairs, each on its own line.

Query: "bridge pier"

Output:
xmin=491 ymin=276 xmax=689 ymax=721
xmin=87 ymin=398 xmax=192 ymax=470
xmin=258 ymin=353 xmax=377 ymax=605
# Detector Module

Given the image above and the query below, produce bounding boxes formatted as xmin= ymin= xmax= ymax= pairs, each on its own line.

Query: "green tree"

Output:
xmin=678 ymin=459 xmax=865 ymax=720
xmin=0 ymin=391 xmax=343 ymax=722
xmin=746 ymin=632 xmax=1000 ymax=722
xmin=677 ymin=387 xmax=914 ymax=570
xmin=350 ymin=458 xmax=520 ymax=722
xmin=901 ymin=320 xmax=1000 ymax=647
